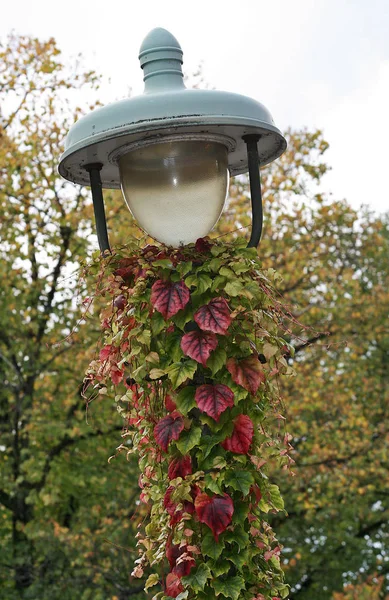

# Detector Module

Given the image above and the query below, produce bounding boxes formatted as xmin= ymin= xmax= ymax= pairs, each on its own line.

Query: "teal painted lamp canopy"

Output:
xmin=58 ymin=28 xmax=287 ymax=248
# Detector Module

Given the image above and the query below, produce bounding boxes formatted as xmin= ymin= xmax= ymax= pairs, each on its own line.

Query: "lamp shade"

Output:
xmin=119 ymin=140 xmax=229 ymax=246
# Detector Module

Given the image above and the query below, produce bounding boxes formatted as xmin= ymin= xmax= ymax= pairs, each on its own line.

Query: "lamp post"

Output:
xmin=58 ymin=28 xmax=286 ymax=251
xmin=71 ymin=29 xmax=291 ymax=599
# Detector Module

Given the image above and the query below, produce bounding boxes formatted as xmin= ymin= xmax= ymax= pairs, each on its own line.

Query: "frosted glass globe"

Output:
xmin=118 ymin=140 xmax=229 ymax=246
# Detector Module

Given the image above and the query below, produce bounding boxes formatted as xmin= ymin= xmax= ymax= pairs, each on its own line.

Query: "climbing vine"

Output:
xmin=83 ymin=237 xmax=296 ymax=600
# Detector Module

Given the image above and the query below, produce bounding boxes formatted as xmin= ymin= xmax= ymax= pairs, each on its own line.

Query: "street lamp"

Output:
xmin=58 ymin=28 xmax=286 ymax=251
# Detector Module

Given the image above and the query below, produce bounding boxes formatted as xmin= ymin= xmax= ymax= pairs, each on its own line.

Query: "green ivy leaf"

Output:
xmin=145 ymin=573 xmax=159 ymax=590
xmin=232 ymin=501 xmax=250 ymax=525
xmin=211 ymin=275 xmax=227 ymax=292
xmin=201 ymin=532 xmax=225 ymax=560
xmin=166 ymin=332 xmax=184 ymax=362
xmin=207 ymin=347 xmax=227 ymax=376
xmin=209 ymin=558 xmax=231 ymax=577
xmin=185 ymin=273 xmax=212 ymax=295
xmin=224 ymin=470 xmax=254 ymax=496
xmin=207 ymin=257 xmax=223 ymax=272
xmin=148 ymin=368 xmax=166 ymax=380
xmin=268 ymin=483 xmax=285 ymax=510
xmin=172 ymin=305 xmax=193 ymax=330
xmin=204 ymin=470 xmax=225 ymax=495
xmin=182 ymin=563 xmax=211 ymax=592
xmin=224 ymin=526 xmax=249 ymax=551
xmin=175 ymin=386 xmax=196 ymax=416
xmin=230 ymin=261 xmax=251 ymax=274
xmin=166 ymin=361 xmax=197 ymax=389
xmin=176 ymin=426 xmax=202 ymax=454
xmin=212 ymin=575 xmax=245 ymax=599
xmin=225 ymin=548 xmax=249 ymax=569
xmin=138 ymin=329 xmax=151 ymax=345
xmin=224 ymin=280 xmax=244 ymax=297
xmin=199 ymin=433 xmax=226 ymax=460
xmin=177 ymin=261 xmax=193 ymax=277
xmin=154 ymin=258 xmax=174 ymax=268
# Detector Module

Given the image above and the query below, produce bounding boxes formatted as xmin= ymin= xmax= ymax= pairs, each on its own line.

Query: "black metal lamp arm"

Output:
xmin=243 ymin=135 xmax=263 ymax=248
xmin=85 ymin=163 xmax=111 ymax=255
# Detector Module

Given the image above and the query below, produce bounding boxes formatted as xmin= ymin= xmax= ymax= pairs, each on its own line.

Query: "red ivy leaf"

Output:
xmin=195 ymin=237 xmax=212 ymax=253
xmin=111 ymin=367 xmax=123 ymax=385
xmin=154 ymin=412 xmax=184 ymax=452
xmin=181 ymin=331 xmax=218 ymax=367
xmin=226 ymin=355 xmax=265 ymax=395
xmin=195 ymin=492 xmax=234 ymax=541
xmin=168 ymin=455 xmax=192 ymax=480
xmin=99 ymin=345 xmax=113 ymax=361
xmin=165 ymin=572 xmax=184 ymax=597
xmin=113 ymin=294 xmax=127 ymax=310
xmin=173 ymin=552 xmax=195 ymax=577
xmin=151 ymin=280 xmax=190 ymax=320
xmin=163 ymin=486 xmax=178 ymax=517
xmin=167 ymin=543 xmax=195 ymax=577
xmin=165 ymin=395 xmax=177 ymax=412
xmin=194 ymin=297 xmax=231 ymax=335
xmin=222 ymin=414 xmax=254 ymax=454
xmin=195 ymin=384 xmax=234 ymax=421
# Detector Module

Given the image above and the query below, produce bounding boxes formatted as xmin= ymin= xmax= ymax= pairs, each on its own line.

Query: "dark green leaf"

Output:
xmin=212 ymin=575 xmax=245 ymax=599
xmin=201 ymin=532 xmax=225 ymax=560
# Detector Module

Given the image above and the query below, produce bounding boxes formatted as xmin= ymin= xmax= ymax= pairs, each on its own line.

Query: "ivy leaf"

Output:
xmin=168 ymin=456 xmax=192 ymax=480
xmin=145 ymin=573 xmax=159 ymax=590
xmin=268 ymin=483 xmax=285 ymax=511
xmin=263 ymin=341 xmax=279 ymax=360
xmin=201 ymin=531 xmax=225 ymax=560
xmin=224 ymin=526 xmax=250 ymax=552
xmin=207 ymin=347 xmax=227 ymax=376
xmin=154 ymin=413 xmax=184 ymax=452
xmin=149 ymin=368 xmax=166 ymax=380
xmin=151 ymin=280 xmax=190 ymax=320
xmin=185 ymin=273 xmax=212 ymax=294
xmin=226 ymin=355 xmax=265 ymax=395
xmin=181 ymin=331 xmax=218 ymax=367
xmin=194 ymin=493 xmax=234 ymax=541
xmin=195 ymin=384 xmax=234 ymax=421
xmin=175 ymin=386 xmax=196 ymax=416
xmin=176 ymin=426 xmax=202 ymax=454
xmin=209 ymin=559 xmax=231 ymax=577
xmin=166 ymin=332 xmax=185 ymax=362
xmin=204 ymin=470 xmax=225 ymax=495
xmin=166 ymin=361 xmax=197 ymax=389
xmin=212 ymin=575 xmax=245 ymax=600
xmin=232 ymin=501 xmax=250 ymax=525
xmin=222 ymin=414 xmax=254 ymax=455
xmin=224 ymin=469 xmax=254 ymax=496
xmin=195 ymin=237 xmax=212 ymax=253
xmin=224 ymin=280 xmax=244 ymax=297
xmin=225 ymin=548 xmax=249 ymax=569
xmin=194 ymin=297 xmax=231 ymax=335
xmin=198 ymin=434 xmax=225 ymax=460
xmin=182 ymin=563 xmax=211 ymax=593
xmin=165 ymin=572 xmax=184 ymax=598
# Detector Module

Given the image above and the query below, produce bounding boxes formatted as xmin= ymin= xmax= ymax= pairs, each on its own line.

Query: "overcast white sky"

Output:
xmin=2 ymin=0 xmax=389 ymax=214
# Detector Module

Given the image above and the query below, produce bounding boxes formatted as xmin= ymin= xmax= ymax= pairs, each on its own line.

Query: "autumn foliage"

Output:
xmin=83 ymin=239 xmax=295 ymax=599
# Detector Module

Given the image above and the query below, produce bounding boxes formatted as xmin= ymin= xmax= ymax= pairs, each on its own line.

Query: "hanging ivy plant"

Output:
xmin=83 ymin=237 xmax=296 ymax=600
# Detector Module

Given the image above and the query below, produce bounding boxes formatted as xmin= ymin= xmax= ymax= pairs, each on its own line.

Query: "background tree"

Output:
xmin=218 ymin=134 xmax=389 ymax=598
xmin=0 ymin=33 xmax=388 ymax=599
xmin=0 ymin=34 xmax=144 ymax=599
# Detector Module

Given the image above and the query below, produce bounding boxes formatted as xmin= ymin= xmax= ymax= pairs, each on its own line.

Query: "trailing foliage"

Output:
xmin=84 ymin=237 xmax=297 ymax=600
